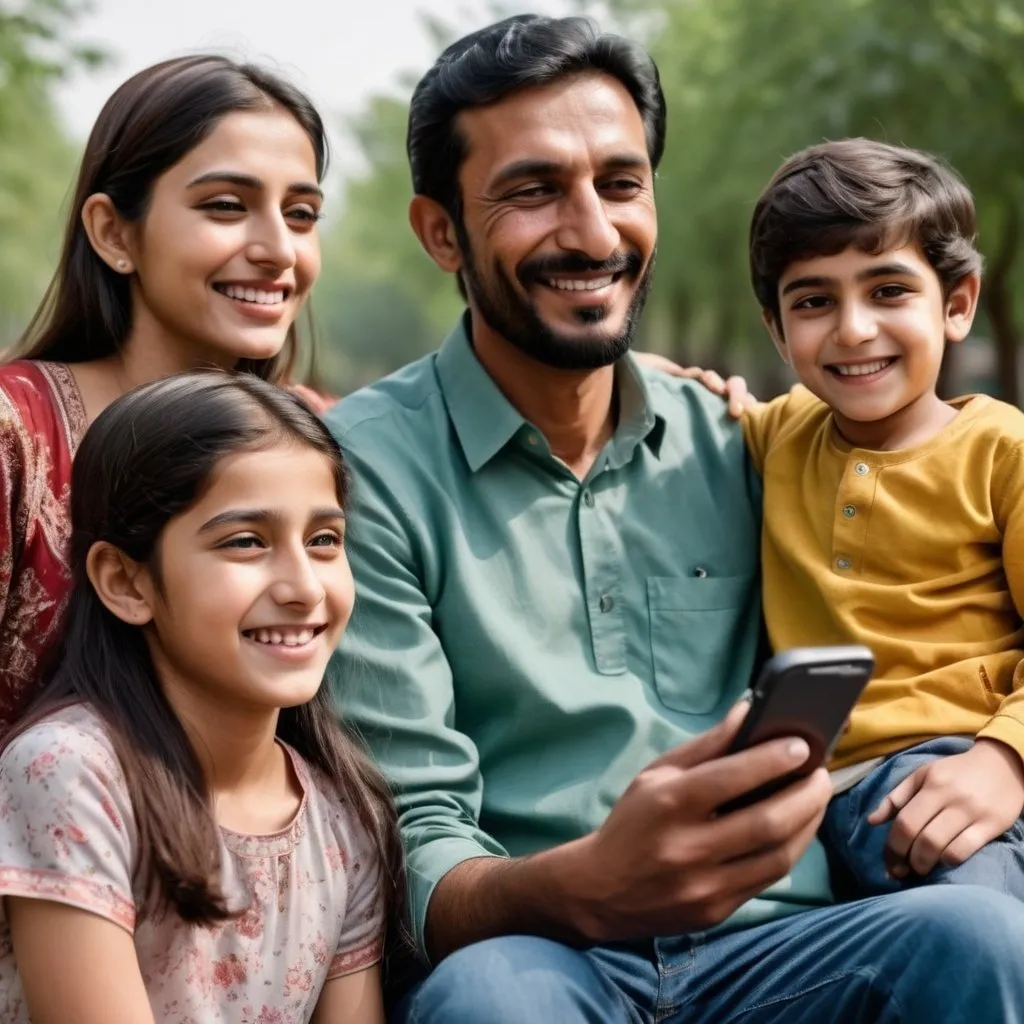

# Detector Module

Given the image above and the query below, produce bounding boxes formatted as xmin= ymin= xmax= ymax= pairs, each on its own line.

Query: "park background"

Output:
xmin=3 ymin=0 xmax=1023 ymax=403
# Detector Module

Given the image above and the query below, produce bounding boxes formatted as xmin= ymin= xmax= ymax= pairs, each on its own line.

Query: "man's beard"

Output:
xmin=459 ymin=230 xmax=656 ymax=371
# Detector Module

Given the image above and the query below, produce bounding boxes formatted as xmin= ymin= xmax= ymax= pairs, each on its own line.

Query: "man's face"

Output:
xmin=453 ymin=72 xmax=658 ymax=370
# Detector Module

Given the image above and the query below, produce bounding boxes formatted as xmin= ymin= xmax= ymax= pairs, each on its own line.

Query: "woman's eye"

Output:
xmin=286 ymin=206 xmax=322 ymax=223
xmin=201 ymin=199 xmax=245 ymax=214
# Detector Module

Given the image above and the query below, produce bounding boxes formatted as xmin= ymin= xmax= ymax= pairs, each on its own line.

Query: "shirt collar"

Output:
xmin=436 ymin=313 xmax=666 ymax=474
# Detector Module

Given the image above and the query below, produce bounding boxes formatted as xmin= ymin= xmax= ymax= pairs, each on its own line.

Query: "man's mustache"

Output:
xmin=518 ymin=250 xmax=644 ymax=286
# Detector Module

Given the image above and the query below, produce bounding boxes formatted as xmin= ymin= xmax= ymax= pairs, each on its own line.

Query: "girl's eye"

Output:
xmin=308 ymin=530 xmax=342 ymax=548
xmin=221 ymin=534 xmax=264 ymax=549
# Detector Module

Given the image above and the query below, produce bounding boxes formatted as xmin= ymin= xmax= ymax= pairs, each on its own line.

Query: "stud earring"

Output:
xmin=115 ymin=258 xmax=129 ymax=271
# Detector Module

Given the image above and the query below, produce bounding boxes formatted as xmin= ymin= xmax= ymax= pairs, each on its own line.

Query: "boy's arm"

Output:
xmin=868 ymin=442 xmax=1024 ymax=876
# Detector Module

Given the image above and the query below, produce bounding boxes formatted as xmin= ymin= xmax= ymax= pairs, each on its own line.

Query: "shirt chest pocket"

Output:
xmin=646 ymin=574 xmax=757 ymax=714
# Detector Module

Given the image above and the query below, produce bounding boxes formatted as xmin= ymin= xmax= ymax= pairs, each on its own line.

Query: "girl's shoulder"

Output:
xmin=1 ymin=704 xmax=122 ymax=787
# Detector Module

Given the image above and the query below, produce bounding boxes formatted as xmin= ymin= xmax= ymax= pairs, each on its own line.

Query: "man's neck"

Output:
xmin=469 ymin=316 xmax=618 ymax=480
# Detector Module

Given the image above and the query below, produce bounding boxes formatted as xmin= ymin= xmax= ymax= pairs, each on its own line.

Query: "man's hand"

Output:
xmin=867 ymin=739 xmax=1024 ymax=879
xmin=558 ymin=701 xmax=832 ymax=942
xmin=632 ymin=352 xmax=758 ymax=419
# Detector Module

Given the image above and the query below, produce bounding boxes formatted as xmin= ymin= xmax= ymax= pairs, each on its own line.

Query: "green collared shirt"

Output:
xmin=325 ymin=318 xmax=832 ymax=957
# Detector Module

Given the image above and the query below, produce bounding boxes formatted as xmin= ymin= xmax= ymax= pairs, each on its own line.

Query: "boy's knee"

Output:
xmin=397 ymin=936 xmax=614 ymax=1024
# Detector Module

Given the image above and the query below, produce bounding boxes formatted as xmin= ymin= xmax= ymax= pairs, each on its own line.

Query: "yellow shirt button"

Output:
xmin=836 ymin=557 xmax=852 ymax=570
xmin=843 ymin=504 xmax=856 ymax=518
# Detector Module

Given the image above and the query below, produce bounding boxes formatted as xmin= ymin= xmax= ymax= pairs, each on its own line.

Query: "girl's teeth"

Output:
xmin=249 ymin=628 xmax=316 ymax=646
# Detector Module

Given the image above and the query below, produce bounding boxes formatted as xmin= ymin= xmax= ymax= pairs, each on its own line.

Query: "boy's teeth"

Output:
xmin=546 ymin=275 xmax=614 ymax=292
xmin=249 ymin=628 xmax=316 ymax=647
xmin=834 ymin=358 xmax=893 ymax=377
xmin=220 ymin=285 xmax=285 ymax=305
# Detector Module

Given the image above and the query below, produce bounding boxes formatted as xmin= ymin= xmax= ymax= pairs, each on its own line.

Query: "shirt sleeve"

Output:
xmin=741 ymin=385 xmax=818 ymax=475
xmin=0 ymin=716 xmax=137 ymax=934
xmin=327 ymin=431 xmax=508 ymax=961
xmin=980 ymin=444 xmax=1024 ymax=758
xmin=327 ymin=815 xmax=385 ymax=979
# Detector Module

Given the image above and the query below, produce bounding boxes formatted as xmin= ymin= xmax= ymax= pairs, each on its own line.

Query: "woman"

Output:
xmin=0 ymin=55 xmax=328 ymax=724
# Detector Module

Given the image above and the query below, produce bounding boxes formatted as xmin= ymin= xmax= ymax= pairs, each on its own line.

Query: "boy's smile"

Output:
xmin=771 ymin=242 xmax=979 ymax=450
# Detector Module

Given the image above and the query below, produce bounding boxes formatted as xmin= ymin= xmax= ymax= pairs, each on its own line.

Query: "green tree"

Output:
xmin=0 ymin=0 xmax=103 ymax=344
xmin=608 ymin=0 xmax=1024 ymax=401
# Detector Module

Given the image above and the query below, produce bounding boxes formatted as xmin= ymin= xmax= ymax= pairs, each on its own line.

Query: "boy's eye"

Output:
xmin=792 ymin=294 xmax=831 ymax=310
xmin=874 ymin=284 xmax=910 ymax=300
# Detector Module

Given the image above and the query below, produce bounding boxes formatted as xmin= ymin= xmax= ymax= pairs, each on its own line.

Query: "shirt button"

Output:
xmin=842 ymin=504 xmax=856 ymax=518
xmin=527 ymin=433 xmax=539 ymax=446
xmin=692 ymin=566 xmax=708 ymax=578
xmin=583 ymin=490 xmax=595 ymax=508
xmin=836 ymin=557 xmax=852 ymax=570
xmin=599 ymin=593 xmax=615 ymax=613
xmin=854 ymin=462 xmax=870 ymax=476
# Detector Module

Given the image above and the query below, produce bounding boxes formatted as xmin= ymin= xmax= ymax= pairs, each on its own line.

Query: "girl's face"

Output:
xmin=137 ymin=439 xmax=353 ymax=716
xmin=122 ymin=107 xmax=322 ymax=370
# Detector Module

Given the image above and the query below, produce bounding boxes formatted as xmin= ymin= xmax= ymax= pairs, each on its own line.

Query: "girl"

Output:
xmin=0 ymin=371 xmax=402 ymax=1023
xmin=0 ymin=54 xmax=328 ymax=724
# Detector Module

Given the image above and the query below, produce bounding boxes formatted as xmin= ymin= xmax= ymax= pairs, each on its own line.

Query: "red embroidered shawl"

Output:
xmin=0 ymin=361 xmax=87 ymax=730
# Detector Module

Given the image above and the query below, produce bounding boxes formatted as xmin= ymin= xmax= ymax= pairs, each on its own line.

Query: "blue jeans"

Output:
xmin=393 ymin=886 xmax=1024 ymax=1022
xmin=822 ymin=736 xmax=1024 ymax=900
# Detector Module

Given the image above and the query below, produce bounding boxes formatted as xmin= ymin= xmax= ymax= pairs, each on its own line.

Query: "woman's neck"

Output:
xmin=69 ymin=319 xmax=236 ymax=425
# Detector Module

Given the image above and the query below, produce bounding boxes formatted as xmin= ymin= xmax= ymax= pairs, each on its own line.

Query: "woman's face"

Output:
xmin=122 ymin=106 xmax=322 ymax=370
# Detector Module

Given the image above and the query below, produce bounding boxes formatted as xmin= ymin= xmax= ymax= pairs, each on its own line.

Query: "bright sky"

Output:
xmin=56 ymin=0 xmax=581 ymax=190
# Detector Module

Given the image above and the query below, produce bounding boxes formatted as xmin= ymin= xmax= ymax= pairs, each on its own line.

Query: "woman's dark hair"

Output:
xmin=13 ymin=56 xmax=329 ymax=383
xmin=407 ymin=14 xmax=666 ymax=226
xmin=749 ymin=138 xmax=983 ymax=324
xmin=8 ymin=371 xmax=404 ymax=938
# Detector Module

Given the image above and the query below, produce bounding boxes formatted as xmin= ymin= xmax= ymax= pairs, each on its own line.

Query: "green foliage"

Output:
xmin=0 ymin=0 xmax=102 ymax=343
xmin=309 ymin=0 xmax=1024 ymax=399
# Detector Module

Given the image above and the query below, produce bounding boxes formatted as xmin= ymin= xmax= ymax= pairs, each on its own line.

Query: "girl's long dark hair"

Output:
xmin=12 ymin=56 xmax=328 ymax=383
xmin=8 ymin=372 xmax=404 ymax=938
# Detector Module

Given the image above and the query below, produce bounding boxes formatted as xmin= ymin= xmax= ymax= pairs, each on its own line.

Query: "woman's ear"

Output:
xmin=85 ymin=542 xmax=155 ymax=625
xmin=81 ymin=194 xmax=137 ymax=275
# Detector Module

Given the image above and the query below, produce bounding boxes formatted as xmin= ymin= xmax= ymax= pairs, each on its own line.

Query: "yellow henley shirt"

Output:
xmin=744 ymin=385 xmax=1024 ymax=769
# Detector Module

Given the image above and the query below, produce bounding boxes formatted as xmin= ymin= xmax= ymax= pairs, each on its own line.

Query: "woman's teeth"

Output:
xmin=217 ymin=284 xmax=285 ymax=305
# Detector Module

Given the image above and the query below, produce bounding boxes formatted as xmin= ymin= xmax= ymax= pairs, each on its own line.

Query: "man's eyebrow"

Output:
xmin=781 ymin=261 xmax=924 ymax=295
xmin=185 ymin=171 xmax=323 ymax=199
xmin=197 ymin=507 xmax=345 ymax=533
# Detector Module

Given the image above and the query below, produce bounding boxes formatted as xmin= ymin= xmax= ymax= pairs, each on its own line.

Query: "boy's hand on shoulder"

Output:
xmin=868 ymin=739 xmax=1024 ymax=879
xmin=632 ymin=352 xmax=760 ymax=419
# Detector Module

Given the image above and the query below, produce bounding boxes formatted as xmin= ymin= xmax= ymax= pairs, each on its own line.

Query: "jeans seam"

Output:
xmin=727 ymin=965 xmax=905 ymax=1022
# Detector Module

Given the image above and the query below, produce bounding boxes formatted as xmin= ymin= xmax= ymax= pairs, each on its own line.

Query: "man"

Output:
xmin=325 ymin=14 xmax=1024 ymax=1022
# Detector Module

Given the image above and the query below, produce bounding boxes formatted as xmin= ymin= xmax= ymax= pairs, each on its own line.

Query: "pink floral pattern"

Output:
xmin=0 ymin=705 xmax=384 ymax=1022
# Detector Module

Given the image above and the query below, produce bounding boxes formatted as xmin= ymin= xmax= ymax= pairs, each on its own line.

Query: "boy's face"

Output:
xmin=768 ymin=243 xmax=978 ymax=436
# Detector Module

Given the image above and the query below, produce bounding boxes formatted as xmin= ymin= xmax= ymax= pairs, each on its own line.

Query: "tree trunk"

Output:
xmin=984 ymin=201 xmax=1020 ymax=407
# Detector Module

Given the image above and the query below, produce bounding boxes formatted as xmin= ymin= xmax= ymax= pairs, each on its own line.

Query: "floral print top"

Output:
xmin=0 ymin=704 xmax=384 ymax=1023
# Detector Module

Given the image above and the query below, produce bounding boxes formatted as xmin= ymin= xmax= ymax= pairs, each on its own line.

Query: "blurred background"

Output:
xmin=3 ymin=0 xmax=1023 ymax=402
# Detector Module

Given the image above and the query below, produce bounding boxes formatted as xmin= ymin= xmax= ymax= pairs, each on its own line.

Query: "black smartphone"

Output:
xmin=717 ymin=645 xmax=875 ymax=814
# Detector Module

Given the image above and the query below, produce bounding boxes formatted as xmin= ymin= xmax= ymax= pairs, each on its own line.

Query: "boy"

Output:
xmin=744 ymin=138 xmax=1024 ymax=898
